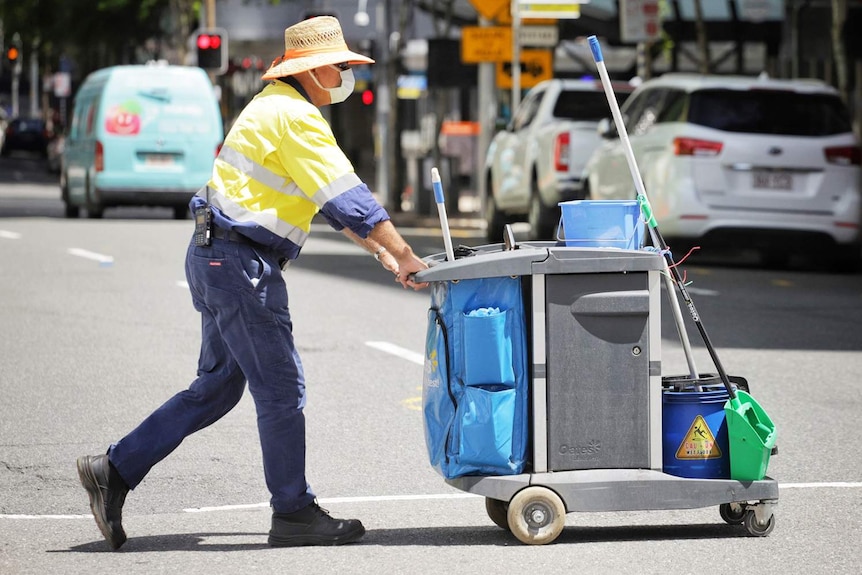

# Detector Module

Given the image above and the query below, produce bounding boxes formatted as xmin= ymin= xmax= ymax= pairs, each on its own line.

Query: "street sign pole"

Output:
xmin=10 ymin=32 xmax=22 ymax=118
xmin=510 ymin=0 xmax=521 ymax=112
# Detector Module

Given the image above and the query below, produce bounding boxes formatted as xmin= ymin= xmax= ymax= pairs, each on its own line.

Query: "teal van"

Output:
xmin=61 ymin=64 xmax=223 ymax=219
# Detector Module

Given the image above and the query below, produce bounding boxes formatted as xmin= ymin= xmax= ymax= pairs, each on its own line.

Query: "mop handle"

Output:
xmin=588 ymin=37 xmax=656 ymax=230
xmin=431 ymin=167 xmax=456 ymax=263
xmin=588 ymin=36 xmax=741 ymax=397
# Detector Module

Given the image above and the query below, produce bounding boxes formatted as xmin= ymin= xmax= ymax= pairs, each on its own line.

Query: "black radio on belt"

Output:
xmin=193 ymin=204 xmax=212 ymax=246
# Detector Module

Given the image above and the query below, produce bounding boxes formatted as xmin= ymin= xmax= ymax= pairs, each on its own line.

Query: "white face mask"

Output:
xmin=310 ymin=67 xmax=355 ymax=104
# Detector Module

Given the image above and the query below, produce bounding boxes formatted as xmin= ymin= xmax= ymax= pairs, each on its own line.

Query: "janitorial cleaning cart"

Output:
xmin=414 ymin=37 xmax=778 ymax=546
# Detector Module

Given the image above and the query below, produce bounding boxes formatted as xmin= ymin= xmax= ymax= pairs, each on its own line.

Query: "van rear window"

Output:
xmin=687 ymin=89 xmax=852 ymax=136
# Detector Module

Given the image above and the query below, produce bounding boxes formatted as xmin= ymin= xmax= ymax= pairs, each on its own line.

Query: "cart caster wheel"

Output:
xmin=719 ymin=502 xmax=746 ymax=525
xmin=506 ymin=486 xmax=566 ymax=545
xmin=485 ymin=498 xmax=509 ymax=530
xmin=744 ymin=509 xmax=775 ymax=537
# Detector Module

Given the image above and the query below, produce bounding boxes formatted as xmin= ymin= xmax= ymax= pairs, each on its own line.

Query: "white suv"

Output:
xmin=584 ymin=73 xmax=861 ymax=270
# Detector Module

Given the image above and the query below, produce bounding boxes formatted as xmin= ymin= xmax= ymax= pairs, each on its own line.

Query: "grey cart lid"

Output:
xmin=415 ymin=242 xmax=664 ymax=283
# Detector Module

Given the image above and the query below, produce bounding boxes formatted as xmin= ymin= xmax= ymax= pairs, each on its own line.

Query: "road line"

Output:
xmin=779 ymin=482 xmax=862 ymax=489
xmin=661 ymin=283 xmax=719 ymax=297
xmin=67 ymin=247 xmax=114 ymax=265
xmin=365 ymin=341 xmax=424 ymax=365
xmin=183 ymin=493 xmax=479 ymax=513
xmin=2 ymin=482 xmax=860 ymax=519
xmin=685 ymin=286 xmax=720 ymax=296
xmin=0 ymin=230 xmax=22 ymax=239
xmin=1 ymin=514 xmax=90 ymax=520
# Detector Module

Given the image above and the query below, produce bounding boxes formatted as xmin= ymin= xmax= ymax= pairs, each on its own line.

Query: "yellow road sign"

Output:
xmin=496 ymin=49 xmax=553 ymax=89
xmin=462 ymin=27 xmax=513 ymax=63
xmin=468 ymin=0 xmax=510 ymax=22
xmin=517 ymin=1 xmax=582 ymax=20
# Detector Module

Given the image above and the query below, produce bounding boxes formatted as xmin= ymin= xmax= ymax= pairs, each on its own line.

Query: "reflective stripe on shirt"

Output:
xmin=216 ymin=145 xmax=362 ymax=208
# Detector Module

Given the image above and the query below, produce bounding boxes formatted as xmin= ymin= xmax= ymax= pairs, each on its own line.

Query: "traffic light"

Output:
xmin=195 ymin=28 xmax=228 ymax=75
xmin=6 ymin=40 xmax=20 ymax=65
xmin=360 ymin=87 xmax=374 ymax=106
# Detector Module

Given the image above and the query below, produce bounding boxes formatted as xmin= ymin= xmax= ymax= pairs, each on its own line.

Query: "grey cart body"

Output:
xmin=415 ymin=242 xmax=778 ymax=545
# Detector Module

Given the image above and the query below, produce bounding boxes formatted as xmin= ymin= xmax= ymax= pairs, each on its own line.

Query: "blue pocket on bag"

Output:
xmin=462 ymin=308 xmax=515 ymax=387
xmin=456 ymin=386 xmax=516 ymax=470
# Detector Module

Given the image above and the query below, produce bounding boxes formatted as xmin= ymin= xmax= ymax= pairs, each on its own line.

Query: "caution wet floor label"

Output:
xmin=676 ymin=415 xmax=722 ymax=459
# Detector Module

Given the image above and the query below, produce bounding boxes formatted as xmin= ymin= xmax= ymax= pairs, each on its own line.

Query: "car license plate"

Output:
xmin=145 ymin=154 xmax=175 ymax=166
xmin=752 ymin=171 xmax=792 ymax=190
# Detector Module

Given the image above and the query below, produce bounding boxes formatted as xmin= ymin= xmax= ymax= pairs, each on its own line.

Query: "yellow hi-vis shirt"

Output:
xmin=194 ymin=79 xmax=388 ymax=261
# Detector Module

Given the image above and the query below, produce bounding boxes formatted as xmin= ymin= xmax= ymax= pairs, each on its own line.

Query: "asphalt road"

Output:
xmin=1 ymin=154 xmax=861 ymax=574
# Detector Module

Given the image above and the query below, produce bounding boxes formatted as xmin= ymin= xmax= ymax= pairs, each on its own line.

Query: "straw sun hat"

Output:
xmin=262 ymin=16 xmax=375 ymax=80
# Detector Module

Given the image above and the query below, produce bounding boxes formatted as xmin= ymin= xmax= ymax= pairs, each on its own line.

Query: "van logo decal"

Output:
xmin=105 ymin=99 xmax=142 ymax=136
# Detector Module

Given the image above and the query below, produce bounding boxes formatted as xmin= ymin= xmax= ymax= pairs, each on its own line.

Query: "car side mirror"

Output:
xmin=597 ymin=117 xmax=616 ymax=139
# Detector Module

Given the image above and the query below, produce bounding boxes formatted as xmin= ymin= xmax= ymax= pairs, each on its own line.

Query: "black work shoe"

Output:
xmin=268 ymin=501 xmax=365 ymax=547
xmin=76 ymin=454 xmax=129 ymax=550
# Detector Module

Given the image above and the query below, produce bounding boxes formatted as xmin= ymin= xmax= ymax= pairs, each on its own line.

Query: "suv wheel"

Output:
xmin=826 ymin=244 xmax=862 ymax=274
xmin=61 ymin=180 xmax=80 ymax=219
xmin=528 ymin=181 xmax=558 ymax=241
xmin=173 ymin=205 xmax=189 ymax=220
xmin=485 ymin=193 xmax=506 ymax=243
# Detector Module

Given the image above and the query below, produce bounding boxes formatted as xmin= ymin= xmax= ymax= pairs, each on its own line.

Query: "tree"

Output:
xmin=692 ymin=0 xmax=709 ymax=74
xmin=0 ymin=0 xmax=199 ymax=82
xmin=831 ymin=0 xmax=849 ymax=103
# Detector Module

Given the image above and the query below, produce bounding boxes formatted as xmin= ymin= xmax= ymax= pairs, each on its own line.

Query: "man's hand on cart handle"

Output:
xmin=394 ymin=252 xmax=428 ymax=290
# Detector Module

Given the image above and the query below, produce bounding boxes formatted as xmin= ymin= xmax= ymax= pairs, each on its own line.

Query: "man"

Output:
xmin=76 ymin=16 xmax=428 ymax=550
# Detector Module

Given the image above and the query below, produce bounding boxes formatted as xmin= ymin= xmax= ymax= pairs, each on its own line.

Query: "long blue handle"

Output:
xmin=588 ymin=35 xmax=603 ymax=63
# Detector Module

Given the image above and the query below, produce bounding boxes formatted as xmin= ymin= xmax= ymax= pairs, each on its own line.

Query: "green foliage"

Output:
xmin=0 ymin=0 xmax=198 ymax=79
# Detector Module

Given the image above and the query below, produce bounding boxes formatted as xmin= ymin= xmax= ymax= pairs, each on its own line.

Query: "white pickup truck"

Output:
xmin=483 ymin=78 xmax=633 ymax=241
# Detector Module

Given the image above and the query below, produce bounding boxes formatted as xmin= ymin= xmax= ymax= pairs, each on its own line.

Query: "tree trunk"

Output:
xmin=832 ymin=0 xmax=849 ymax=103
xmin=693 ymin=0 xmax=709 ymax=74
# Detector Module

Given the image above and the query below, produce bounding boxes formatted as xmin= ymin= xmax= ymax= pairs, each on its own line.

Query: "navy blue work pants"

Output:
xmin=107 ymin=236 xmax=314 ymax=514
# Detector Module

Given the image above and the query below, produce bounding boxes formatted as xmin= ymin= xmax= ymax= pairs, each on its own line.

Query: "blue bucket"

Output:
xmin=557 ymin=200 xmax=644 ymax=249
xmin=662 ymin=385 xmax=731 ymax=479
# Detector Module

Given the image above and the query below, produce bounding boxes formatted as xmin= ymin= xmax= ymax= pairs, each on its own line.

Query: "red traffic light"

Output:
xmin=196 ymin=34 xmax=222 ymax=50
xmin=195 ymin=28 xmax=228 ymax=74
xmin=361 ymin=89 xmax=374 ymax=106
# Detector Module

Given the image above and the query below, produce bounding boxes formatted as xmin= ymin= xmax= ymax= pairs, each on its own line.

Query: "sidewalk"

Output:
xmin=388 ymin=210 xmax=484 ymax=232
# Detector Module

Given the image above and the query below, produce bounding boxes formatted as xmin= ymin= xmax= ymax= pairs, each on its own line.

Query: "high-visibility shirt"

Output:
xmin=192 ymin=79 xmax=389 ymax=262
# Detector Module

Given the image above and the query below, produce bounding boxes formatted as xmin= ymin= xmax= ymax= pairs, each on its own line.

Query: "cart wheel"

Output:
xmin=506 ymin=486 xmax=566 ymax=545
xmin=743 ymin=509 xmax=775 ymax=537
xmin=719 ymin=502 xmax=746 ymax=525
xmin=485 ymin=498 xmax=509 ymax=530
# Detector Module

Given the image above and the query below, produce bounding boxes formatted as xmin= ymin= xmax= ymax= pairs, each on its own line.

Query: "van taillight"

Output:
xmin=95 ymin=141 xmax=104 ymax=172
xmin=824 ymin=145 xmax=861 ymax=166
xmin=673 ymin=137 xmax=723 ymax=157
xmin=554 ymin=132 xmax=570 ymax=171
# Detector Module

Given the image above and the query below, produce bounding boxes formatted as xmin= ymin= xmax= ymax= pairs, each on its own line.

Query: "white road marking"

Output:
xmin=779 ymin=482 xmax=862 ymax=489
xmin=67 ymin=247 xmax=114 ymax=265
xmin=1 ymin=514 xmax=90 ymax=520
xmin=184 ymin=493 xmax=480 ymax=514
xmin=366 ymin=341 xmax=424 ymax=365
xmin=685 ymin=286 xmax=720 ymax=296
xmin=661 ymin=283 xmax=719 ymax=297
xmin=1 ymin=482 xmax=860 ymax=519
xmin=0 ymin=230 xmax=22 ymax=239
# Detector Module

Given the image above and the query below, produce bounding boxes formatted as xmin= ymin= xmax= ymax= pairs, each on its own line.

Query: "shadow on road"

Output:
xmin=54 ymin=521 xmax=747 ymax=552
